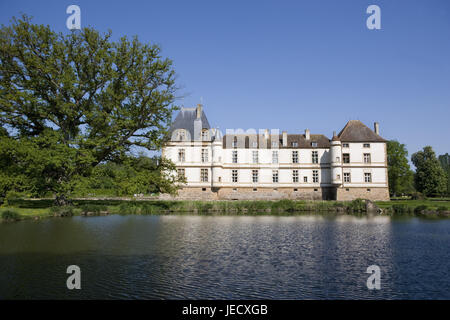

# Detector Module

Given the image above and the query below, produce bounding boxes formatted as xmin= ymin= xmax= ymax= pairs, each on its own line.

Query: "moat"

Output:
xmin=0 ymin=214 xmax=449 ymax=299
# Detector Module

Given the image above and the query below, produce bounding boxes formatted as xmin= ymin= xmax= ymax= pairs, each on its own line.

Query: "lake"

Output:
xmin=0 ymin=214 xmax=449 ymax=299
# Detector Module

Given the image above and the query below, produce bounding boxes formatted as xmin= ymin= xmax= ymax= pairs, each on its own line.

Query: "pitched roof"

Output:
xmin=338 ymin=120 xmax=386 ymax=142
xmin=222 ymin=133 xmax=330 ymax=149
xmin=169 ymin=107 xmax=210 ymax=139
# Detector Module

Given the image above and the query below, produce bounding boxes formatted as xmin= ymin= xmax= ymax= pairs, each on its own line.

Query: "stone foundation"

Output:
xmin=160 ymin=187 xmax=335 ymax=201
xmin=336 ymin=187 xmax=390 ymax=201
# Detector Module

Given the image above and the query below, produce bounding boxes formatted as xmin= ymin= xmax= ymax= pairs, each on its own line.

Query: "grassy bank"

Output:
xmin=1 ymin=198 xmax=449 ymax=222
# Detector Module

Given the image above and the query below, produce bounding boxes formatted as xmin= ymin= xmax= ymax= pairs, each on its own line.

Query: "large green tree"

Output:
xmin=411 ymin=146 xmax=447 ymax=197
xmin=0 ymin=16 xmax=181 ymax=202
xmin=438 ymin=153 xmax=450 ymax=196
xmin=387 ymin=140 xmax=414 ymax=196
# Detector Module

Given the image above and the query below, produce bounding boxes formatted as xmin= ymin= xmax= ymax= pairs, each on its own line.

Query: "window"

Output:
xmin=292 ymin=151 xmax=299 ymax=163
xmin=178 ymin=149 xmax=185 ymax=162
xmin=253 ymin=188 xmax=258 ymax=192
xmin=252 ymin=151 xmax=259 ymax=164
xmin=252 ymin=170 xmax=259 ymax=183
xmin=336 ymin=156 xmax=340 ymax=162
xmin=343 ymin=153 xmax=350 ymax=163
xmin=364 ymin=153 xmax=371 ymax=163
xmin=272 ymin=151 xmax=278 ymax=164
xmin=201 ymin=149 xmax=208 ymax=163
xmin=337 ymin=174 xmax=341 ymax=180
xmin=294 ymin=188 xmax=298 ymax=192
xmin=293 ymin=170 xmax=299 ymax=183
xmin=232 ymin=150 xmax=238 ymax=163
xmin=252 ymin=141 xmax=258 ymax=148
xmin=232 ymin=137 xmax=237 ymax=148
xmin=272 ymin=141 xmax=278 ymax=148
xmin=304 ymin=176 xmax=308 ymax=183
xmin=177 ymin=168 xmax=185 ymax=179
xmin=344 ymin=172 xmax=351 ymax=183
xmin=201 ymin=129 xmax=209 ymax=141
xmin=272 ymin=170 xmax=279 ymax=183
xmin=232 ymin=170 xmax=238 ymax=183
xmin=201 ymin=169 xmax=208 ymax=182
xmin=313 ymin=170 xmax=319 ymax=183
xmin=292 ymin=142 xmax=298 ymax=147
xmin=178 ymin=129 xmax=186 ymax=141
xmin=311 ymin=142 xmax=318 ymax=147
xmin=343 ymin=143 xmax=349 ymax=148
xmin=364 ymin=173 xmax=372 ymax=183
xmin=312 ymin=151 xmax=318 ymax=164
xmin=363 ymin=143 xmax=370 ymax=148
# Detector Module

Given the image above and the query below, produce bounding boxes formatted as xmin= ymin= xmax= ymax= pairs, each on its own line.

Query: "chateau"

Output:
xmin=162 ymin=105 xmax=390 ymax=201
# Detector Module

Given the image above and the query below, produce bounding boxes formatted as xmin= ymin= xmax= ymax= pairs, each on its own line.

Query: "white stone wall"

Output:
xmin=163 ymin=141 xmax=387 ymax=190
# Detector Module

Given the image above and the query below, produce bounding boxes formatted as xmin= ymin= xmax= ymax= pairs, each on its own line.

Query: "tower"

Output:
xmin=330 ymin=131 xmax=342 ymax=186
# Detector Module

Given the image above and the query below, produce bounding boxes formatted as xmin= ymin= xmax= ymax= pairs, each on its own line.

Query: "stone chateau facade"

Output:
xmin=162 ymin=105 xmax=390 ymax=201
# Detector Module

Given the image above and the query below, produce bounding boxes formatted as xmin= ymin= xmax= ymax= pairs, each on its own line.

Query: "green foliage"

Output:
xmin=349 ymin=199 xmax=366 ymax=212
xmin=414 ymin=205 xmax=428 ymax=214
xmin=80 ymin=204 xmax=107 ymax=214
xmin=392 ymin=204 xmax=412 ymax=214
xmin=1 ymin=209 xmax=20 ymax=221
xmin=0 ymin=16 xmax=179 ymax=199
xmin=438 ymin=153 xmax=450 ymax=196
xmin=437 ymin=206 xmax=447 ymax=212
xmin=412 ymin=146 xmax=447 ymax=197
xmin=49 ymin=206 xmax=74 ymax=217
xmin=411 ymin=192 xmax=426 ymax=200
xmin=387 ymin=140 xmax=415 ymax=196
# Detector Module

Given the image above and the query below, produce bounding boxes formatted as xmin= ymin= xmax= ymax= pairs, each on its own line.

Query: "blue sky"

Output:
xmin=1 ymin=0 xmax=449 ymax=163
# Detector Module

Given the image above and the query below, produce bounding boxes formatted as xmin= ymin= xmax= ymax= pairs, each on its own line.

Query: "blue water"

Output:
xmin=0 ymin=214 xmax=449 ymax=299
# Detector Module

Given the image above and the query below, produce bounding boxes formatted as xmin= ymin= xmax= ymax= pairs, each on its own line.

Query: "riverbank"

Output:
xmin=1 ymin=198 xmax=450 ymax=222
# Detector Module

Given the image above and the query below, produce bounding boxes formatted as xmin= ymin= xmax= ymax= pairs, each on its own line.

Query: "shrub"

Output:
xmin=349 ymin=199 xmax=366 ymax=212
xmin=50 ymin=206 xmax=74 ymax=217
xmin=437 ymin=206 xmax=447 ymax=212
xmin=392 ymin=204 xmax=409 ymax=214
xmin=414 ymin=205 xmax=428 ymax=214
xmin=411 ymin=192 xmax=426 ymax=200
xmin=118 ymin=202 xmax=140 ymax=215
xmin=80 ymin=204 xmax=107 ymax=214
xmin=1 ymin=210 xmax=21 ymax=221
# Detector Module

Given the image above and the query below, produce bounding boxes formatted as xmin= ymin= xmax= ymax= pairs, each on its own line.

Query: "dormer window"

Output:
xmin=201 ymin=129 xmax=209 ymax=141
xmin=311 ymin=142 xmax=318 ymax=147
xmin=178 ymin=129 xmax=186 ymax=141
xmin=292 ymin=142 xmax=298 ymax=147
xmin=272 ymin=141 xmax=278 ymax=148
xmin=252 ymin=141 xmax=258 ymax=148
xmin=232 ymin=137 xmax=237 ymax=148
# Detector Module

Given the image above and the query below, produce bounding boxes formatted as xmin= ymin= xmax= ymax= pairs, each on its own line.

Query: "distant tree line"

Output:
xmin=387 ymin=141 xmax=449 ymax=198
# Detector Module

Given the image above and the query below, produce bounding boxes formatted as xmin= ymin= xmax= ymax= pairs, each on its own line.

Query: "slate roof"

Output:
xmin=169 ymin=107 xmax=210 ymax=139
xmin=222 ymin=133 xmax=330 ymax=149
xmin=338 ymin=120 xmax=386 ymax=142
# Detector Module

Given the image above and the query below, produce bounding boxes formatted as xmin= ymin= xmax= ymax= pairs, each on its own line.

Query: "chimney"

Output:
xmin=264 ymin=129 xmax=269 ymax=140
xmin=282 ymin=131 xmax=287 ymax=147
xmin=196 ymin=104 xmax=202 ymax=119
xmin=374 ymin=122 xmax=380 ymax=135
xmin=305 ymin=129 xmax=310 ymax=140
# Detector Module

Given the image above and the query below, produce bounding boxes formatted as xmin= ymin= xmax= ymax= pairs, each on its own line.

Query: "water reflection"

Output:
xmin=0 ymin=215 xmax=448 ymax=299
